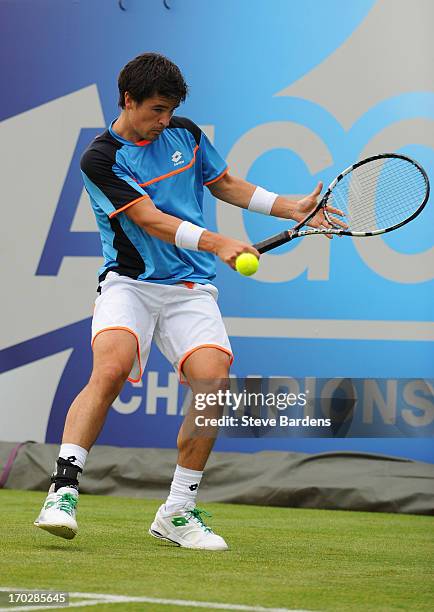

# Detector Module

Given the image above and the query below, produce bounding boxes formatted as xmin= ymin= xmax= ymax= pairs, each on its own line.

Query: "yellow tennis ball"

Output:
xmin=235 ymin=253 xmax=259 ymax=276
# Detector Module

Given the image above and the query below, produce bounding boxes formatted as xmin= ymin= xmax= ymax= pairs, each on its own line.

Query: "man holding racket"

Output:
xmin=34 ymin=52 xmax=345 ymax=550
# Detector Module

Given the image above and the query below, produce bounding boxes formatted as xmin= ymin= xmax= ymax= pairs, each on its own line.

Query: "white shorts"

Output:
xmin=91 ymin=272 xmax=233 ymax=384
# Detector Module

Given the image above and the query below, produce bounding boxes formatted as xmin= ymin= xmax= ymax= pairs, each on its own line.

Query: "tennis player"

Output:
xmin=34 ymin=53 xmax=343 ymax=550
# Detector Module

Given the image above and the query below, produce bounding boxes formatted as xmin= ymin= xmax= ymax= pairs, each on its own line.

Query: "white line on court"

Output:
xmin=0 ymin=599 xmax=104 ymax=611
xmin=224 ymin=317 xmax=434 ymax=342
xmin=0 ymin=588 xmax=316 ymax=612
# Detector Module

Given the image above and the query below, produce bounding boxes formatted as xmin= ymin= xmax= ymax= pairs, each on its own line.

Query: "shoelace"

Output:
xmin=56 ymin=493 xmax=78 ymax=516
xmin=186 ymin=507 xmax=213 ymax=533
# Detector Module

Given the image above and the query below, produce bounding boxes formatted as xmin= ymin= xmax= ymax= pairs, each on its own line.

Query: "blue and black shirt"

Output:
xmin=80 ymin=116 xmax=228 ymax=284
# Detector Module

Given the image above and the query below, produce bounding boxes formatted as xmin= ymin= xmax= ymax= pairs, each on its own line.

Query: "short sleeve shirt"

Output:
xmin=80 ymin=116 xmax=228 ymax=284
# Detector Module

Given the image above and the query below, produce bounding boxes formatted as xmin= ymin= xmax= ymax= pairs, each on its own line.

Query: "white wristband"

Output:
xmin=175 ymin=221 xmax=206 ymax=251
xmin=248 ymin=186 xmax=278 ymax=215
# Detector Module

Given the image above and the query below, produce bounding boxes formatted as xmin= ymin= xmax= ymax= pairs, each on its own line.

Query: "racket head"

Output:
xmin=321 ymin=153 xmax=430 ymax=236
xmin=253 ymin=153 xmax=430 ymax=254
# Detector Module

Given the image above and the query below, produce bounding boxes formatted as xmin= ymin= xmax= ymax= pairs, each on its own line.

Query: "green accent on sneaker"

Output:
xmin=172 ymin=517 xmax=189 ymax=527
xmin=186 ymin=507 xmax=213 ymax=533
xmin=57 ymin=493 xmax=78 ymax=516
xmin=44 ymin=501 xmax=56 ymax=510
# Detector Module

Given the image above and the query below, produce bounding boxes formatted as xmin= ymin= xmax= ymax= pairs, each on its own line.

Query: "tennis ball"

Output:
xmin=235 ymin=253 xmax=259 ymax=276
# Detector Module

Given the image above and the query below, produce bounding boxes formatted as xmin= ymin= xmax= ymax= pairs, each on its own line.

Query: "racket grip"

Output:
xmin=253 ymin=231 xmax=290 ymax=254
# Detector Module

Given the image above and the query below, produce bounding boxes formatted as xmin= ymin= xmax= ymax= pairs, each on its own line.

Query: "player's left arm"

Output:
xmin=208 ymin=172 xmax=345 ymax=229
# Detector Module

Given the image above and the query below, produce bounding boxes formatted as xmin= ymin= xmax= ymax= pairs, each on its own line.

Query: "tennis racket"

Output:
xmin=253 ymin=153 xmax=430 ymax=254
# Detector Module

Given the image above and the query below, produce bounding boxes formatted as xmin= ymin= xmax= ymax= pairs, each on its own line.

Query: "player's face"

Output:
xmin=125 ymin=93 xmax=179 ymax=141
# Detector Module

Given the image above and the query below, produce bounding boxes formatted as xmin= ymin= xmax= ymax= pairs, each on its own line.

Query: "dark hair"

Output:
xmin=118 ymin=53 xmax=188 ymax=108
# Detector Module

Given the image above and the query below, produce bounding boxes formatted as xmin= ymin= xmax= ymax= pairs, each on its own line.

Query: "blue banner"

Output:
xmin=1 ymin=0 xmax=433 ymax=463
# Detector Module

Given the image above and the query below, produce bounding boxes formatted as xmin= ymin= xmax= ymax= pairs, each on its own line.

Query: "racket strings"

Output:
xmin=347 ymin=181 xmax=422 ymax=222
xmin=328 ymin=157 xmax=427 ymax=232
xmin=347 ymin=182 xmax=424 ymax=229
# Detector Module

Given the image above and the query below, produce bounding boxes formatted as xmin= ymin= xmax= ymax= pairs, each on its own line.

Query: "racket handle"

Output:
xmin=253 ymin=231 xmax=290 ymax=254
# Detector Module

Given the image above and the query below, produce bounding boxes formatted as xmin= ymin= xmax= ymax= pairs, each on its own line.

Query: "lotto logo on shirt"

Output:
xmin=171 ymin=150 xmax=184 ymax=166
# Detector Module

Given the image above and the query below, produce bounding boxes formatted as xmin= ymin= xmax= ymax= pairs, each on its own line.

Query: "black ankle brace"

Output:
xmin=51 ymin=457 xmax=83 ymax=492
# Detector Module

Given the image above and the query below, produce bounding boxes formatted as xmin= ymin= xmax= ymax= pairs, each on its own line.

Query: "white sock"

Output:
xmin=164 ymin=465 xmax=203 ymax=513
xmin=58 ymin=443 xmax=88 ymax=470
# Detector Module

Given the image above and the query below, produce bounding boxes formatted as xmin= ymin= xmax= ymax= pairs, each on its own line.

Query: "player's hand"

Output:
xmin=296 ymin=181 xmax=347 ymax=238
xmin=215 ymin=237 xmax=260 ymax=270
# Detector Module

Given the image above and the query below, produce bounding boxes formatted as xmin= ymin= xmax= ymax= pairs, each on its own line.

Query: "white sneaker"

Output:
xmin=149 ymin=504 xmax=228 ymax=550
xmin=34 ymin=485 xmax=78 ymax=540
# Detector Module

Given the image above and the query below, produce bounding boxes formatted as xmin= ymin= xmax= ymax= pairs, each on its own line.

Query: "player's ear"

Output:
xmin=124 ymin=92 xmax=134 ymax=110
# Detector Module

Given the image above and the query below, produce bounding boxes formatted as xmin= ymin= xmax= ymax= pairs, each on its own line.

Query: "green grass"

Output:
xmin=0 ymin=489 xmax=433 ymax=611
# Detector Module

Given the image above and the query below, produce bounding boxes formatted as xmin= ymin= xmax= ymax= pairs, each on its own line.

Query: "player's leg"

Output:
xmin=176 ymin=347 xmax=231 ymax=471
xmin=150 ymin=347 xmax=230 ymax=550
xmin=150 ymin=284 xmax=232 ymax=550
xmin=63 ymin=330 xmax=137 ymax=449
xmin=34 ymin=272 xmax=157 ymax=539
xmin=34 ymin=330 xmax=137 ymax=539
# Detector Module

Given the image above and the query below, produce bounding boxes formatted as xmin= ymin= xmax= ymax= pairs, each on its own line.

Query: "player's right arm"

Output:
xmin=125 ymin=199 xmax=259 ymax=270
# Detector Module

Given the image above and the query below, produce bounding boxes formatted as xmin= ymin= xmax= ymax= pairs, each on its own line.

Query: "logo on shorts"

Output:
xmin=172 ymin=150 xmax=184 ymax=166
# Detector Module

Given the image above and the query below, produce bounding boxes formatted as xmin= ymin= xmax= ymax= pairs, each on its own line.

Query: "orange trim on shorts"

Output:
xmin=109 ymin=194 xmax=150 ymax=219
xmin=138 ymin=145 xmax=199 ymax=188
xmin=178 ymin=343 xmax=234 ymax=384
xmin=182 ymin=281 xmax=195 ymax=289
xmin=203 ymin=167 xmax=229 ymax=186
xmin=91 ymin=326 xmax=142 ymax=384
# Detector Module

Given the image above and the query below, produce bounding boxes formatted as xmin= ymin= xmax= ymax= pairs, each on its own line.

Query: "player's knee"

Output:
xmin=90 ymin=363 xmax=130 ymax=392
xmin=189 ymin=366 xmax=230 ymax=395
xmin=185 ymin=350 xmax=231 ymax=383
xmin=190 ymin=375 xmax=230 ymax=420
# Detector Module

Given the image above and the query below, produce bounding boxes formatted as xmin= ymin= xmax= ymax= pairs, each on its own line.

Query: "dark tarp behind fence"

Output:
xmin=1 ymin=441 xmax=433 ymax=515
